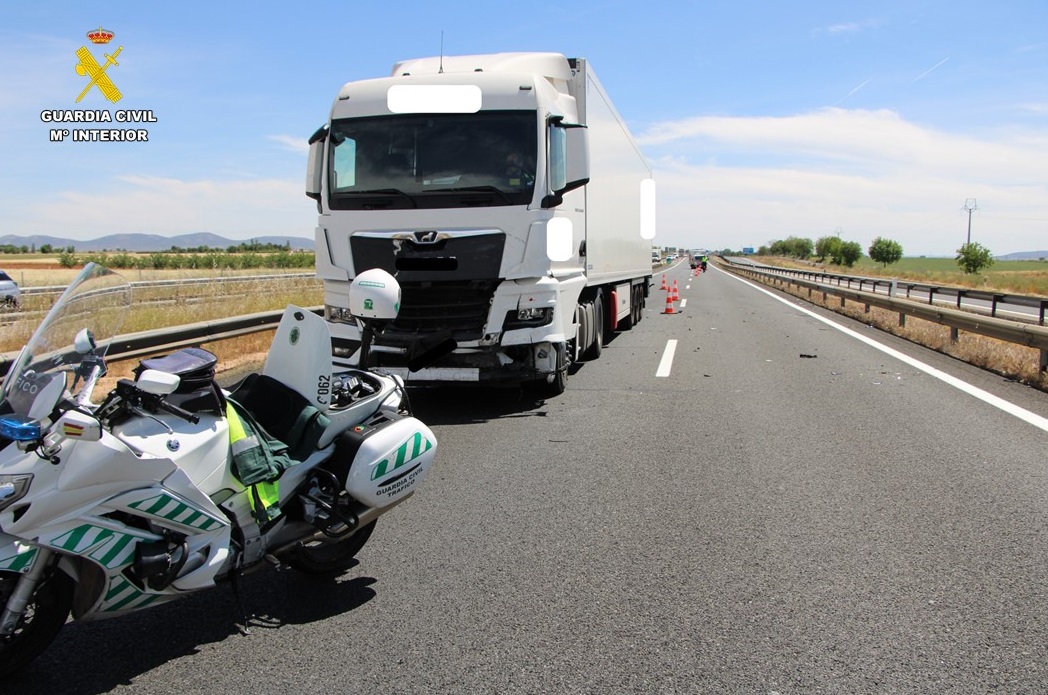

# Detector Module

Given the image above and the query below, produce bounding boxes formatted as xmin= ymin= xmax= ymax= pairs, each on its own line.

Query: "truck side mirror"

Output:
xmin=305 ymin=125 xmax=327 ymax=205
xmin=543 ymin=118 xmax=590 ymax=209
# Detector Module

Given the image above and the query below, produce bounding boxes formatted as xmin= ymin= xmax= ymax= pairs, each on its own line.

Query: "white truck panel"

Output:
xmin=570 ymin=59 xmax=654 ymax=287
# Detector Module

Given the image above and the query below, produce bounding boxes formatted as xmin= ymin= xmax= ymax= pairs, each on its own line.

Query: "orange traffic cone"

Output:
xmin=663 ymin=291 xmax=677 ymax=314
xmin=660 ymin=274 xmax=668 ymax=291
xmin=671 ymin=280 xmax=680 ymax=302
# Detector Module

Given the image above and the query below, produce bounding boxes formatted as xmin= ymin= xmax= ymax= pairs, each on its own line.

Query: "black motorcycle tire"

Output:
xmin=0 ymin=569 xmax=73 ymax=677
xmin=283 ymin=520 xmax=376 ymax=575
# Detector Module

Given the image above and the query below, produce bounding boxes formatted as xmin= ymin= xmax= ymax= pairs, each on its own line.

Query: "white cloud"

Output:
xmin=813 ymin=18 xmax=885 ymax=36
xmin=268 ymin=134 xmax=309 ymax=154
xmin=639 ymin=109 xmax=1048 ymax=255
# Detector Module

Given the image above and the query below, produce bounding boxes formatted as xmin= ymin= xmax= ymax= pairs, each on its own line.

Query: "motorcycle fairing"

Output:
xmin=0 ymin=535 xmax=38 ymax=573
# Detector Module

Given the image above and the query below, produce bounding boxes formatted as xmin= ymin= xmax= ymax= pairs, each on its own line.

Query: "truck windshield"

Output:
xmin=328 ymin=110 xmax=537 ymax=210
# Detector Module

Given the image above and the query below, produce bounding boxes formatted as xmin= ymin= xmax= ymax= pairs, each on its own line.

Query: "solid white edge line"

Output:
xmin=720 ymin=268 xmax=1048 ymax=434
xmin=656 ymin=339 xmax=678 ymax=378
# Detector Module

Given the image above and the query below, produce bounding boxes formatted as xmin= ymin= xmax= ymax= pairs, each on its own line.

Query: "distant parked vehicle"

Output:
xmin=0 ymin=270 xmax=20 ymax=308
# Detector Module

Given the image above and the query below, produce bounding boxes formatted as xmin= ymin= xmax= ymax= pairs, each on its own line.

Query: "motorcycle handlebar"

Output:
xmin=155 ymin=398 xmax=200 ymax=425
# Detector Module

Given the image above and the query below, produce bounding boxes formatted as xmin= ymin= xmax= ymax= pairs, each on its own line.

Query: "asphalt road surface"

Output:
xmin=14 ymin=262 xmax=1048 ymax=694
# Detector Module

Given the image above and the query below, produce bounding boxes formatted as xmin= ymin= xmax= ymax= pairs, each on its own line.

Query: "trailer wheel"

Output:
xmin=582 ymin=292 xmax=603 ymax=360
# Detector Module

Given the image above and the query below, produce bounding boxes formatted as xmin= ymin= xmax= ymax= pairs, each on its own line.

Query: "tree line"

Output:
xmin=58 ymin=250 xmax=315 ymax=270
xmin=756 ymin=235 xmax=994 ymax=274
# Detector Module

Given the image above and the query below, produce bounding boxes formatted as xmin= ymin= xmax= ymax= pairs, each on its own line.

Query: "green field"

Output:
xmin=788 ymin=256 xmax=1048 ymax=297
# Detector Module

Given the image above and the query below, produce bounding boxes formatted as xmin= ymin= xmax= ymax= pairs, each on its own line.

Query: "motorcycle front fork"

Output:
xmin=0 ymin=547 xmax=55 ymax=636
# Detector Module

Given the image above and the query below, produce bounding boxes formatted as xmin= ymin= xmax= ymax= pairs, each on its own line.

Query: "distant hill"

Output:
xmin=997 ymin=250 xmax=1048 ymax=261
xmin=0 ymin=233 xmax=314 ymax=252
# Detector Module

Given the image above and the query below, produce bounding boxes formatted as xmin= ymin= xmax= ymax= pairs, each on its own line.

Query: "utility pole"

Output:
xmin=964 ymin=198 xmax=978 ymax=245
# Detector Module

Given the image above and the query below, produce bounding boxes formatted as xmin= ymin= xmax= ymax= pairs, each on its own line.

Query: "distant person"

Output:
xmin=504 ymin=151 xmax=535 ymax=188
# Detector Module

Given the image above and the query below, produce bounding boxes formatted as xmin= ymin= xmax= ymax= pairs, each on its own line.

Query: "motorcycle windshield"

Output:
xmin=0 ymin=264 xmax=130 ymax=417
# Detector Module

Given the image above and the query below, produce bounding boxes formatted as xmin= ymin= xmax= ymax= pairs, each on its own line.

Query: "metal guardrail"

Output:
xmin=720 ymin=259 xmax=1048 ymax=372
xmin=730 ymin=260 xmax=1048 ymax=325
xmin=0 ymin=307 xmax=324 ymax=378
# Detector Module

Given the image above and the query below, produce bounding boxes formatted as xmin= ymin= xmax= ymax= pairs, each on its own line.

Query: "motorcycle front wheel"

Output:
xmin=0 ymin=569 xmax=73 ymax=677
xmin=283 ymin=521 xmax=376 ymax=575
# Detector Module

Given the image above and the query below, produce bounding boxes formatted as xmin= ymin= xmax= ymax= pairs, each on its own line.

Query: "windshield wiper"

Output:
xmin=333 ymin=188 xmax=417 ymax=208
xmin=436 ymin=186 xmax=513 ymax=204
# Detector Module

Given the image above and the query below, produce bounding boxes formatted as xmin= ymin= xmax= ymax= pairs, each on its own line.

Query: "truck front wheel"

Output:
xmin=535 ymin=342 xmax=567 ymax=397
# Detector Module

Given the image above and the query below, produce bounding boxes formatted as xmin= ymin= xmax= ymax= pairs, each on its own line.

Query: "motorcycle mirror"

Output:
xmin=136 ymin=369 xmax=180 ymax=396
xmin=28 ymin=372 xmax=67 ymax=421
xmin=74 ymin=328 xmax=96 ymax=355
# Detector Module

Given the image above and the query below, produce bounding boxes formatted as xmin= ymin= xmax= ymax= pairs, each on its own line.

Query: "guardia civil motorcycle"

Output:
xmin=0 ymin=263 xmax=438 ymax=675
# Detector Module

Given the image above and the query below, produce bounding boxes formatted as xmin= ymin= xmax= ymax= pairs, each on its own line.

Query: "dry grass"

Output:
xmin=1 ymin=275 xmax=321 ymax=354
xmin=779 ymin=281 xmax=1048 ymax=391
xmin=2 ymin=262 xmax=311 ymax=395
xmin=94 ymin=330 xmax=276 ymax=396
xmin=0 ymin=261 xmax=312 ymax=289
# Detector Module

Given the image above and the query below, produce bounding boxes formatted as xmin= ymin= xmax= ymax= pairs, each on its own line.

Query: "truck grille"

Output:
xmin=384 ymin=280 xmax=499 ymax=343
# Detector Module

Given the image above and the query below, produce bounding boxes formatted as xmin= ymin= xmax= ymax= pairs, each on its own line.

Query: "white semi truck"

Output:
xmin=306 ymin=52 xmax=655 ymax=395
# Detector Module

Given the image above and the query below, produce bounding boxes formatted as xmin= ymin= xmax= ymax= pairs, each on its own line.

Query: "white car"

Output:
xmin=0 ymin=270 xmax=21 ymax=308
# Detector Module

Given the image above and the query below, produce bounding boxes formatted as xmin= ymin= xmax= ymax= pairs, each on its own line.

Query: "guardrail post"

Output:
xmin=950 ymin=327 xmax=960 ymax=343
xmin=898 ymin=312 xmax=906 ymax=327
xmin=991 ymin=294 xmax=1003 ymax=318
xmin=1041 ymin=349 xmax=1047 ymax=372
xmin=1040 ymin=300 xmax=1047 ymax=326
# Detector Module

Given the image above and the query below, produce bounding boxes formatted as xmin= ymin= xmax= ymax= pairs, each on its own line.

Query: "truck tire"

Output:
xmin=534 ymin=341 xmax=567 ymax=397
xmin=618 ymin=284 xmax=643 ymax=330
xmin=582 ymin=292 xmax=603 ymax=360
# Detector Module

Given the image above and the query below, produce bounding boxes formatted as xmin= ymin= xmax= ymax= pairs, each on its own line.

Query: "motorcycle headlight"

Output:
xmin=0 ymin=474 xmax=33 ymax=513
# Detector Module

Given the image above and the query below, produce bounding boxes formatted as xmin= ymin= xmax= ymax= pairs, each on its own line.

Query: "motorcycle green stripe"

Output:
xmin=102 ymin=575 xmax=165 ymax=612
xmin=370 ymin=431 xmax=434 ymax=481
xmin=95 ymin=532 xmax=137 ymax=569
xmin=0 ymin=544 xmax=37 ymax=572
xmin=51 ymin=524 xmax=142 ymax=570
xmin=52 ymin=524 xmax=114 ymax=554
xmin=128 ymin=493 xmax=222 ymax=531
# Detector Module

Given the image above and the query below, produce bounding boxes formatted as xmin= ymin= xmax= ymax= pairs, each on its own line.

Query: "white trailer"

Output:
xmin=306 ymin=52 xmax=655 ymax=395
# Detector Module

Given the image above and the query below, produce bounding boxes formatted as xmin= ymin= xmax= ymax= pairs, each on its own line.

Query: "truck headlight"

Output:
xmin=504 ymin=307 xmax=553 ymax=329
xmin=0 ymin=474 xmax=32 ymax=513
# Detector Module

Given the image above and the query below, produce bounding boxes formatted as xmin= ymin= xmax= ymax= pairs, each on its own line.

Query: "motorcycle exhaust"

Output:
xmin=266 ymin=493 xmax=412 ymax=562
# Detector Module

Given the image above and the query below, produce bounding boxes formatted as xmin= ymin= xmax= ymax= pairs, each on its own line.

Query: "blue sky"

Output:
xmin=2 ymin=1 xmax=1045 ymax=256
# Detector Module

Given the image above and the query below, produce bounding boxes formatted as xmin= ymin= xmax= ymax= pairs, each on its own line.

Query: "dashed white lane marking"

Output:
xmin=656 ymin=339 xmax=678 ymax=377
xmin=723 ymin=270 xmax=1048 ymax=434
xmin=679 ymin=298 xmax=688 ymax=309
